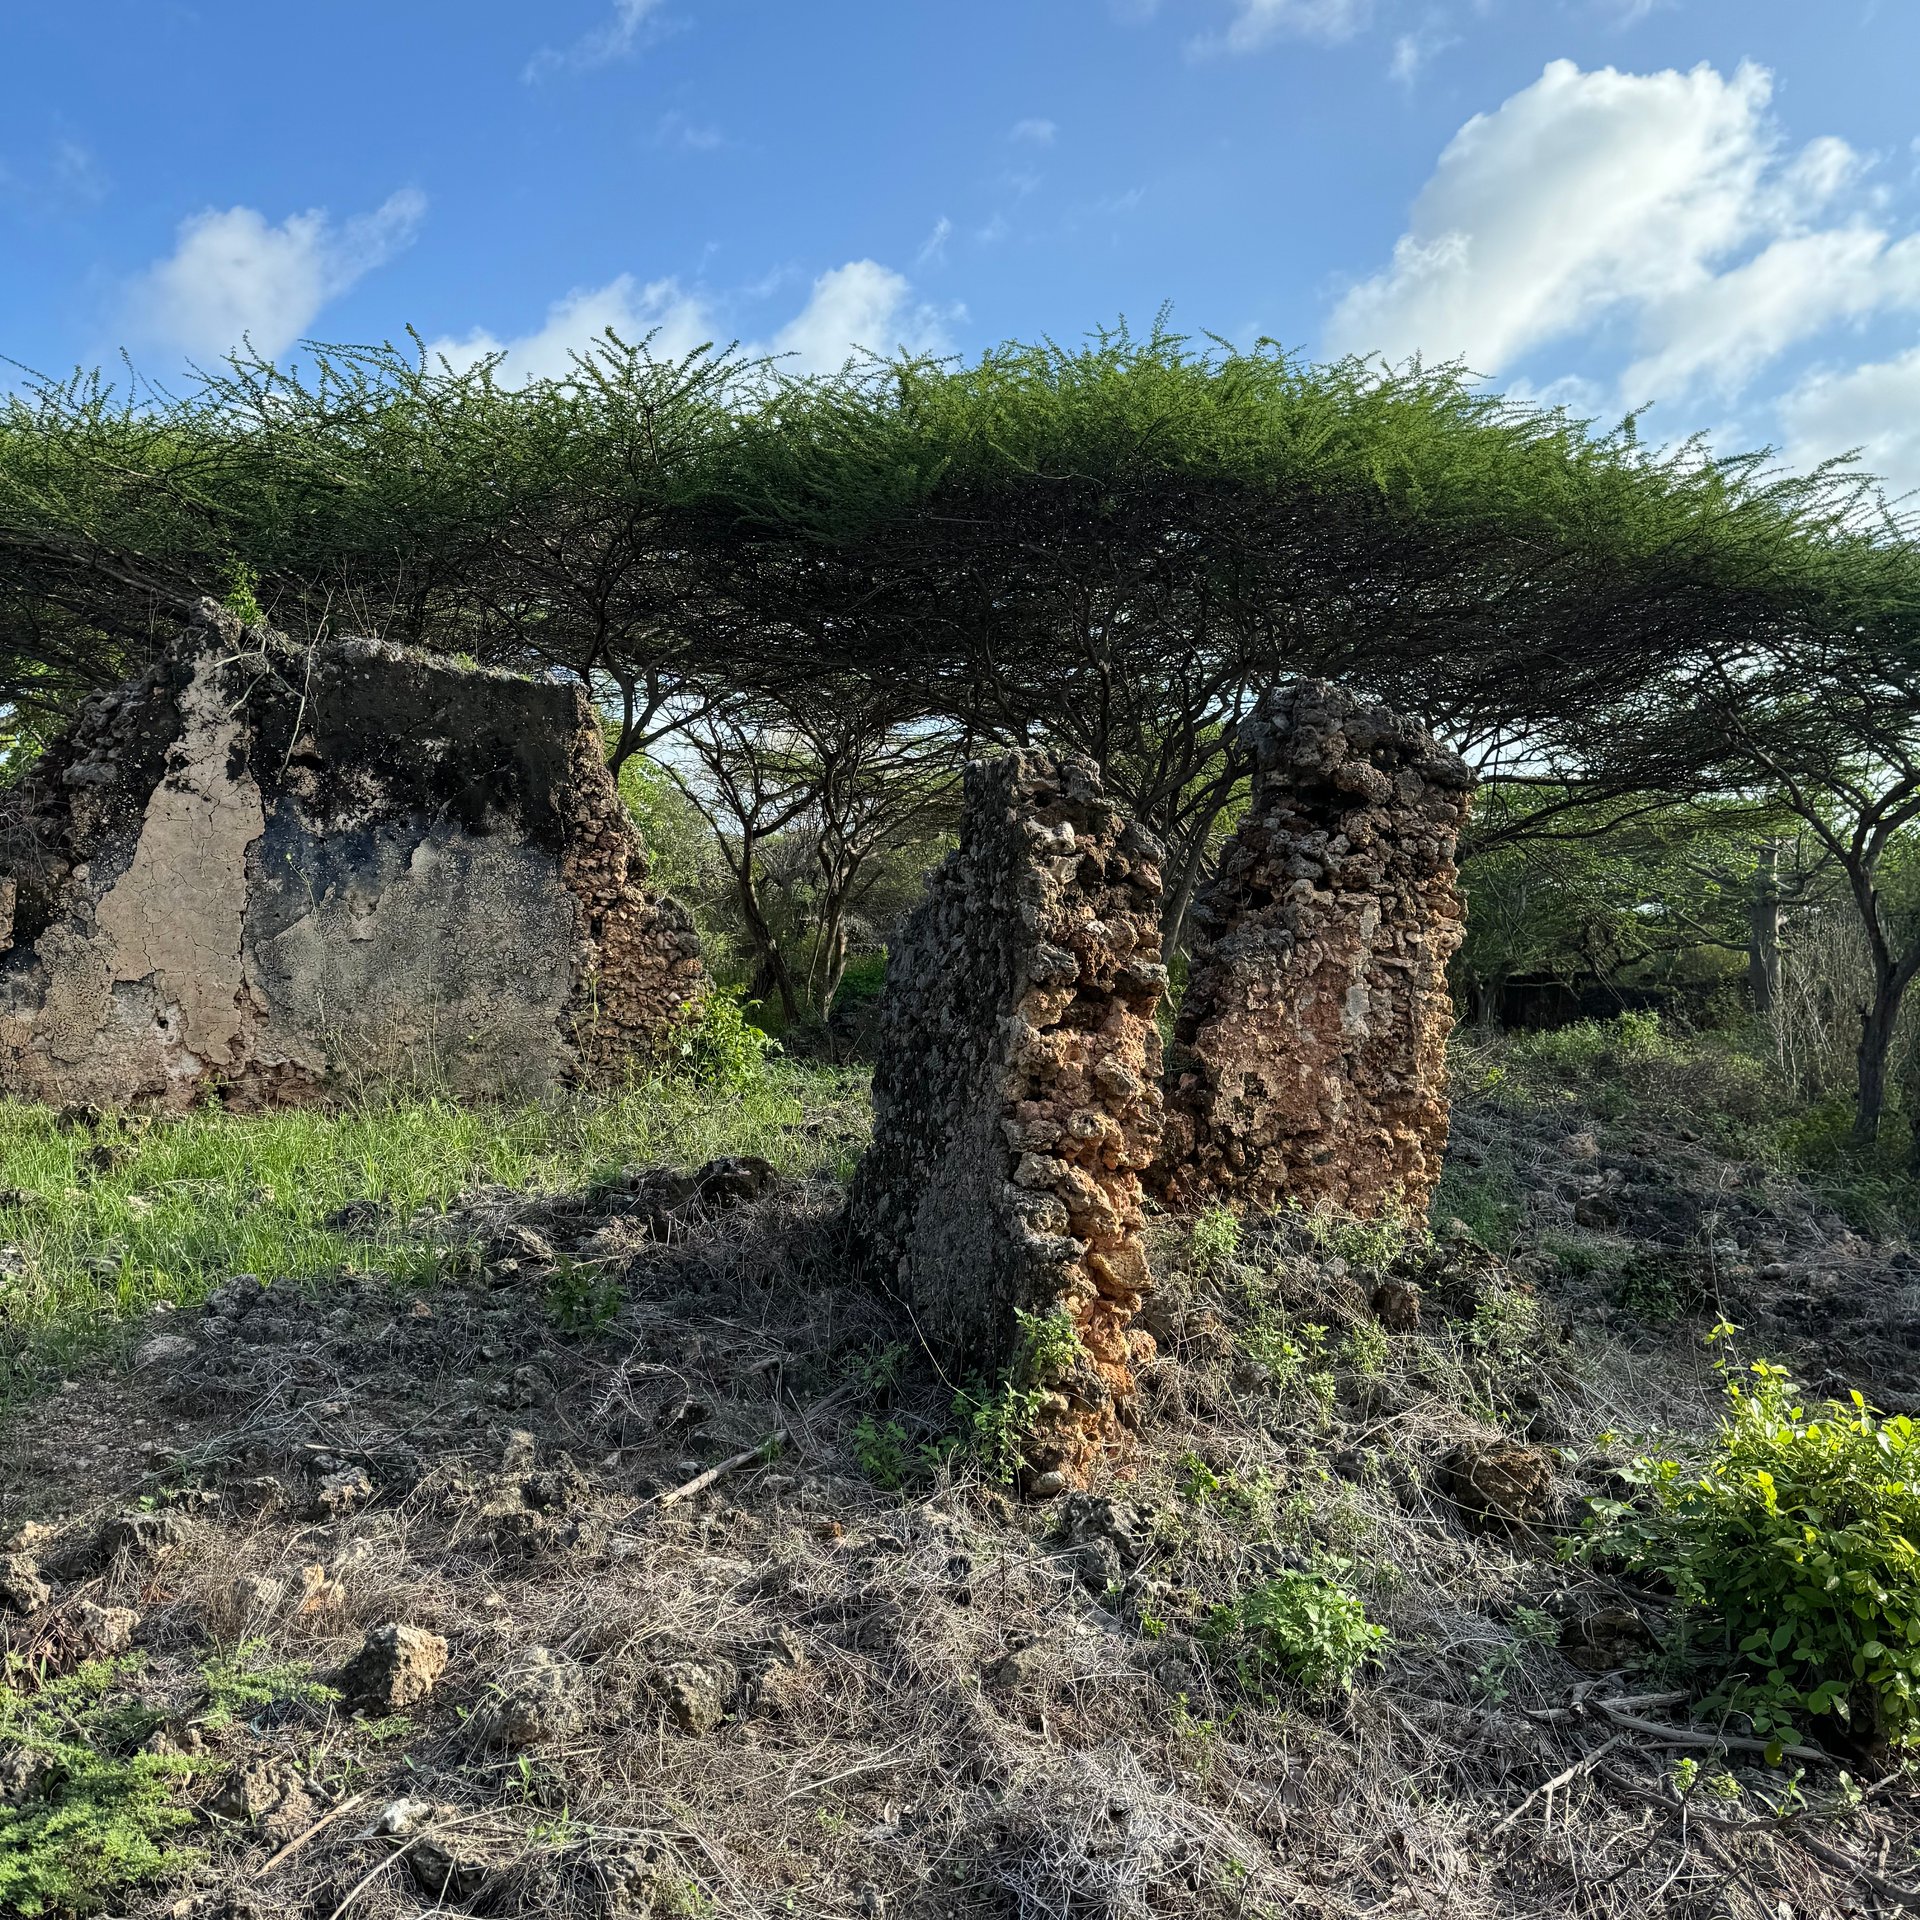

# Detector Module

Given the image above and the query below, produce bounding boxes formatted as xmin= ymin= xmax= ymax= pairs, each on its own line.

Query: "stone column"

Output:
xmin=849 ymin=752 xmax=1167 ymax=1492
xmin=1156 ymin=681 xmax=1473 ymax=1220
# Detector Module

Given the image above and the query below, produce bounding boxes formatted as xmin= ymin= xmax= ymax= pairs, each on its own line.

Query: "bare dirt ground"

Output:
xmin=5 ymin=1071 xmax=1920 ymax=1920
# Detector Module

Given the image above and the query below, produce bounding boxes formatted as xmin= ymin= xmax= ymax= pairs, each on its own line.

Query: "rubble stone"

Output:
xmin=0 ymin=601 xmax=703 ymax=1110
xmin=0 ymin=1552 xmax=51 ymax=1614
xmin=338 ymin=1622 xmax=449 ymax=1712
xmin=849 ymin=751 xmax=1168 ymax=1490
xmin=468 ymin=1646 xmax=590 ymax=1749
xmin=1442 ymin=1437 xmax=1556 ymax=1535
xmin=658 ymin=1657 xmax=736 ymax=1735
xmin=1156 ymin=681 xmax=1473 ymax=1219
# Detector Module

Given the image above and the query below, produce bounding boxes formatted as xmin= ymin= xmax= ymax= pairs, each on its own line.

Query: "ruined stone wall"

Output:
xmin=848 ymin=752 xmax=1168 ymax=1493
xmin=0 ymin=603 xmax=704 ymax=1110
xmin=1155 ymin=680 xmax=1473 ymax=1219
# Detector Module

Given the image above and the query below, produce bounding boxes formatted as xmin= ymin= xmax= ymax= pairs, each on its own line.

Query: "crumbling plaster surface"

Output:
xmin=0 ymin=606 xmax=704 ymax=1110
xmin=850 ymin=751 xmax=1168 ymax=1493
xmin=1155 ymin=680 xmax=1474 ymax=1220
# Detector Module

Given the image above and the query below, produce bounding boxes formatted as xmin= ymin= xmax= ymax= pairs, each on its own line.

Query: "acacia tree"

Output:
xmin=664 ymin=681 xmax=962 ymax=1025
xmin=1695 ymin=624 xmax=1920 ymax=1145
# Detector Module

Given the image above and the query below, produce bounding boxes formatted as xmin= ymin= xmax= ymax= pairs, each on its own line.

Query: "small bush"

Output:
xmin=0 ymin=1657 xmax=194 ymax=1916
xmin=1589 ymin=1338 xmax=1920 ymax=1758
xmin=674 ymin=987 xmax=779 ymax=1090
xmin=851 ymin=1415 xmax=917 ymax=1490
xmin=1190 ymin=1206 xmax=1241 ymax=1272
xmin=1296 ymin=1199 xmax=1420 ymax=1269
xmin=1201 ymin=1564 xmax=1386 ymax=1698
xmin=952 ymin=1308 xmax=1087 ymax=1482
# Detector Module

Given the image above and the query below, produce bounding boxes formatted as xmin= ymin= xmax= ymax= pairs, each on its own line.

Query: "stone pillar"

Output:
xmin=1156 ymin=681 xmax=1473 ymax=1219
xmin=850 ymin=752 xmax=1167 ymax=1492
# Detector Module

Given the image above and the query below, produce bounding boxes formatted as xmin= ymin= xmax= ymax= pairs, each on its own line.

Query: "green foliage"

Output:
xmin=850 ymin=1416 xmax=919 ymax=1490
xmin=1614 ymin=1250 xmax=1702 ymax=1325
xmin=955 ymin=1379 xmax=1041 ymax=1484
xmin=194 ymin=1640 xmax=334 ymax=1728
xmin=1013 ymin=1305 xmax=1082 ymax=1380
xmin=1589 ymin=1338 xmax=1920 ymax=1757
xmin=1180 ymin=1451 xmax=1277 ymax=1532
xmin=1189 ymin=1206 xmax=1241 ymax=1272
xmin=0 ymin=1064 xmax=867 ymax=1397
xmin=219 ymin=561 xmax=265 ymax=626
xmin=1429 ymin=1156 xmax=1524 ymax=1252
xmin=545 ymin=1259 xmax=624 ymax=1332
xmin=1515 ymin=1009 xmax=1679 ymax=1077
xmin=1470 ymin=1606 xmax=1559 ymax=1705
xmin=1295 ymin=1200 xmax=1421 ymax=1270
xmin=950 ymin=1311 xmax=1086 ymax=1484
xmin=1200 ymin=1564 xmax=1387 ymax=1699
xmin=672 ymin=987 xmax=779 ymax=1091
xmin=1466 ymin=1286 xmax=1545 ymax=1368
xmin=1339 ymin=1320 xmax=1391 ymax=1377
xmin=0 ymin=1658 xmax=194 ymax=1916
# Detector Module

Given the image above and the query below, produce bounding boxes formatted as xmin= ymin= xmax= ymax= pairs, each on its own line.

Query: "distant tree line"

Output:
xmin=5 ymin=325 xmax=1920 ymax=1142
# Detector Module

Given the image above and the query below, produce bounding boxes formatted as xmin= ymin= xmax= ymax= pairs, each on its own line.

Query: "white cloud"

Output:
xmin=1010 ymin=118 xmax=1058 ymax=145
xmin=916 ymin=216 xmax=954 ymax=267
xmin=1625 ymin=227 xmax=1920 ymax=401
xmin=1327 ymin=60 xmax=1920 ymax=408
xmin=654 ymin=110 xmax=724 ymax=151
xmin=526 ymin=0 xmax=668 ymax=80
xmin=1195 ymin=0 xmax=1371 ymax=54
xmin=127 ymin=190 xmax=425 ymax=361
xmin=768 ymin=260 xmax=951 ymax=375
xmin=427 ymin=275 xmax=717 ymax=380
xmin=1781 ymin=346 xmax=1920 ymax=503
xmin=429 ymin=259 xmax=951 ymax=384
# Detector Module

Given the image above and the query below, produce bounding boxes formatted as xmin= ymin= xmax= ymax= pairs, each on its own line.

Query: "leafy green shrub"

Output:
xmin=674 ymin=987 xmax=779 ymax=1090
xmin=1340 ymin=1320 xmax=1390 ymax=1377
xmin=952 ymin=1308 xmax=1087 ymax=1482
xmin=1201 ymin=1564 xmax=1386 ymax=1698
xmin=850 ymin=1416 xmax=912 ymax=1488
xmin=0 ymin=1657 xmax=194 ymax=1916
xmin=1589 ymin=1342 xmax=1920 ymax=1758
xmin=1190 ymin=1206 xmax=1241 ymax=1272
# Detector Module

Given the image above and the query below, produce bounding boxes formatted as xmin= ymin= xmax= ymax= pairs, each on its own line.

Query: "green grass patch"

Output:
xmin=0 ymin=1657 xmax=194 ymax=1917
xmin=0 ymin=1062 xmax=868 ymax=1397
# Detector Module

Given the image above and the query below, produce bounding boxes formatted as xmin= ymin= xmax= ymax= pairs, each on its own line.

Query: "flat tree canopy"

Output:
xmin=3 ymin=323 xmax=1916 ymax=821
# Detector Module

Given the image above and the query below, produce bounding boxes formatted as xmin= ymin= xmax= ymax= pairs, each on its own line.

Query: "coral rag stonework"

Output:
xmin=0 ymin=603 xmax=703 ymax=1109
xmin=849 ymin=752 xmax=1169 ymax=1493
xmin=1156 ymin=680 xmax=1474 ymax=1220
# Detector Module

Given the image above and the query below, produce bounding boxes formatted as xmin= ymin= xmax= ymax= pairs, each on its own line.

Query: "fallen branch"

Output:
xmin=254 ymin=1791 xmax=366 ymax=1879
xmin=1598 ymin=1763 xmax=1920 ymax=1912
xmin=657 ymin=1434 xmax=785 ymax=1510
xmin=1590 ymin=1699 xmax=1832 ymax=1765
xmin=1491 ymin=1732 xmax=1627 ymax=1837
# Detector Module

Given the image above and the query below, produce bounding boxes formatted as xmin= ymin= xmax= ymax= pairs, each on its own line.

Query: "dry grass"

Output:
xmin=5 ymin=1041 xmax=1920 ymax=1919
xmin=3 ymin=1148 xmax=1915 ymax=1920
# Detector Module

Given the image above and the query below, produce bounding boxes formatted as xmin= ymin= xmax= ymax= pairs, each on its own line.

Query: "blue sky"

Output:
xmin=6 ymin=1 xmax=1919 ymax=490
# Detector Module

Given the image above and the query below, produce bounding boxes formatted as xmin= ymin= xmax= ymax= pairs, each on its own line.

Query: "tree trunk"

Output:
xmin=730 ymin=846 xmax=801 ymax=1028
xmin=1854 ymin=975 xmax=1900 ymax=1148
xmin=1748 ymin=839 xmax=1782 ymax=1014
